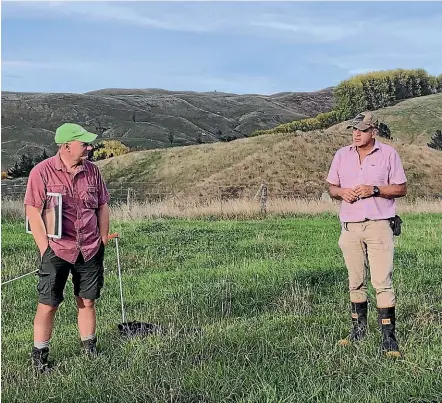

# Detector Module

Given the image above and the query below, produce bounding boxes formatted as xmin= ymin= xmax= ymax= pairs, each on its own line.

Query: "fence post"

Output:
xmin=218 ymin=186 xmax=223 ymax=214
xmin=260 ymin=184 xmax=268 ymax=214
xmin=127 ymin=187 xmax=132 ymax=208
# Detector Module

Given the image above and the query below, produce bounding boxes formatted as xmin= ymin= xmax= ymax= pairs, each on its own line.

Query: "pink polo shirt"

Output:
xmin=24 ymin=153 xmax=110 ymax=263
xmin=326 ymin=140 xmax=407 ymax=223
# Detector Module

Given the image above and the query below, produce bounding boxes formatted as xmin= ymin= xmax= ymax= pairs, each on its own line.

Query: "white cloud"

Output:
xmin=0 ymin=1 xmax=366 ymax=43
xmin=251 ymin=20 xmax=364 ymax=42
xmin=1 ymin=1 xmax=228 ymax=33
xmin=55 ymin=2 xmax=217 ymax=32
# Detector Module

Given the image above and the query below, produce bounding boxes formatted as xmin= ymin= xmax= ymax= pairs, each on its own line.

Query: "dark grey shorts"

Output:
xmin=37 ymin=243 xmax=105 ymax=306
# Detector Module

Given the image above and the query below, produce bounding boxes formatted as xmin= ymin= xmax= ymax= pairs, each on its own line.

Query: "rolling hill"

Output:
xmin=96 ymin=93 xmax=442 ymax=202
xmin=0 ymin=87 xmax=333 ymax=170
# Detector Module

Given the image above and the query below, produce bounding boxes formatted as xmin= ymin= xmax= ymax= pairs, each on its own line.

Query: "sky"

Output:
xmin=1 ymin=1 xmax=442 ymax=95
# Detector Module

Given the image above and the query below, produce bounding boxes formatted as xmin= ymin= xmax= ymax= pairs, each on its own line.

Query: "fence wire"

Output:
xmin=1 ymin=181 xmax=315 ymax=204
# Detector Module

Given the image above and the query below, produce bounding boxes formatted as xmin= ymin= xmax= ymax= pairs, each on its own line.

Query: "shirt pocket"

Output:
xmin=47 ymin=184 xmax=67 ymax=195
xmin=81 ymin=186 xmax=99 ymax=209
xmin=367 ymin=164 xmax=389 ymax=185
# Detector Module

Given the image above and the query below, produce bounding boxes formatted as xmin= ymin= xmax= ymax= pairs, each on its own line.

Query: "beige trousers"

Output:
xmin=338 ymin=219 xmax=396 ymax=308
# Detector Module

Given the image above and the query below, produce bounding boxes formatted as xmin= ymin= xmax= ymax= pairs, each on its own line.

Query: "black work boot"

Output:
xmin=339 ymin=301 xmax=368 ymax=346
xmin=378 ymin=307 xmax=401 ymax=357
xmin=31 ymin=347 xmax=52 ymax=374
xmin=81 ymin=337 xmax=98 ymax=357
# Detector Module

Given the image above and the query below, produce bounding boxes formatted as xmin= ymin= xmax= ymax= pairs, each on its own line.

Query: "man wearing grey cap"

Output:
xmin=326 ymin=111 xmax=407 ymax=357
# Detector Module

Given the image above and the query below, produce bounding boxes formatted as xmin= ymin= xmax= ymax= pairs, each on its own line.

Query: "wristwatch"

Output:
xmin=373 ymin=186 xmax=380 ymax=197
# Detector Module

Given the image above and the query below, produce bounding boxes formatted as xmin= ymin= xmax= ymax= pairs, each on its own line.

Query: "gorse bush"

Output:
xmin=251 ymin=111 xmax=340 ymax=136
xmin=90 ymin=140 xmax=131 ymax=161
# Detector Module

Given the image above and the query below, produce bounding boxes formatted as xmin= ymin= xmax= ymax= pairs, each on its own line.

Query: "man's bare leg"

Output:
xmin=76 ymin=297 xmax=98 ymax=355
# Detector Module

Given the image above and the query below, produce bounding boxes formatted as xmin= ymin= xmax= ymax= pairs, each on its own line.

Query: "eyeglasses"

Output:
xmin=80 ymin=142 xmax=92 ymax=148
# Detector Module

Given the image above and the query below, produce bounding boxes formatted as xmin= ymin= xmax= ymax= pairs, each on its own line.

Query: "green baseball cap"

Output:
xmin=346 ymin=111 xmax=379 ymax=130
xmin=54 ymin=123 xmax=98 ymax=144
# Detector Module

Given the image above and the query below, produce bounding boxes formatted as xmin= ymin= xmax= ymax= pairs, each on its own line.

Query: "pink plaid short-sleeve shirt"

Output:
xmin=24 ymin=153 xmax=110 ymax=263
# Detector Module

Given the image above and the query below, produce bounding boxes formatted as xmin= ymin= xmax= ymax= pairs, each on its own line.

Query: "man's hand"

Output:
xmin=40 ymin=245 xmax=49 ymax=257
xmin=26 ymin=205 xmax=50 ymax=257
xmin=338 ymin=188 xmax=359 ymax=203
xmin=354 ymin=185 xmax=375 ymax=199
xmin=97 ymin=203 xmax=109 ymax=247
xmin=101 ymin=235 xmax=108 ymax=246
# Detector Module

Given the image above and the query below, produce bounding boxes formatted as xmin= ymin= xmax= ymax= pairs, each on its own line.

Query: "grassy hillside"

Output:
xmin=97 ymin=94 xmax=442 ymax=201
xmin=2 ymin=215 xmax=441 ymax=402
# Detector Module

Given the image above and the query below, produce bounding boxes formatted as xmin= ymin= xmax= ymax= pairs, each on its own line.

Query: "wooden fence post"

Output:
xmin=260 ymin=184 xmax=268 ymax=214
xmin=219 ymin=186 xmax=223 ymax=214
xmin=127 ymin=187 xmax=131 ymax=208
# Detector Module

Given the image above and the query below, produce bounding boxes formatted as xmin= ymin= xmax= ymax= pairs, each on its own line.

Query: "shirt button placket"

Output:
xmin=73 ymin=174 xmax=82 ymax=255
xmin=359 ymin=159 xmax=364 ymax=182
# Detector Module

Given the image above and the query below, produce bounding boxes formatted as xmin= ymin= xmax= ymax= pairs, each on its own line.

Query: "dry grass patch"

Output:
xmin=2 ymin=197 xmax=441 ymax=222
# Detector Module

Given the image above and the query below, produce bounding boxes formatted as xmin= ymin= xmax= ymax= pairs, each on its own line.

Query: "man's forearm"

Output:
xmin=97 ymin=203 xmax=110 ymax=243
xmin=378 ymin=184 xmax=407 ymax=199
xmin=26 ymin=205 xmax=49 ymax=255
xmin=328 ymin=184 xmax=342 ymax=200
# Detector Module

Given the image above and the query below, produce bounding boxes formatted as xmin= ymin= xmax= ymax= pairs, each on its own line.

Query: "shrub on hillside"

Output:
xmin=378 ymin=123 xmax=392 ymax=139
xmin=250 ymin=110 xmax=340 ymax=136
xmin=428 ymin=129 xmax=442 ymax=151
xmin=90 ymin=140 xmax=131 ymax=161
xmin=437 ymin=74 xmax=442 ymax=93
xmin=6 ymin=149 xmax=50 ymax=178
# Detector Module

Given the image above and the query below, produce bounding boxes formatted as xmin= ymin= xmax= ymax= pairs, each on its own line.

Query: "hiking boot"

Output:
xmin=378 ymin=307 xmax=401 ymax=358
xmin=81 ymin=337 xmax=98 ymax=357
xmin=31 ymin=347 xmax=52 ymax=374
xmin=339 ymin=301 xmax=368 ymax=346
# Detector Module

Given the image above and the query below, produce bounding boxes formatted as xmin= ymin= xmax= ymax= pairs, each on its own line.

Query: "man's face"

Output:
xmin=66 ymin=140 xmax=93 ymax=161
xmin=352 ymin=127 xmax=375 ymax=148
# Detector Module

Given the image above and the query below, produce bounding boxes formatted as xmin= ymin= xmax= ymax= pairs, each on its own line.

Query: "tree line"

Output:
xmin=250 ymin=68 xmax=442 ymax=137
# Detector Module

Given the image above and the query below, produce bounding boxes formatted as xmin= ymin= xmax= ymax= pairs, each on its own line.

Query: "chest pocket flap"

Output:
xmin=47 ymin=184 xmax=67 ymax=195
xmin=81 ymin=186 xmax=99 ymax=209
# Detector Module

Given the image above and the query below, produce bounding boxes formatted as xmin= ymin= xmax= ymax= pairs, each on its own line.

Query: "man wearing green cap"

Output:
xmin=24 ymin=123 xmax=110 ymax=373
xmin=326 ymin=111 xmax=407 ymax=357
